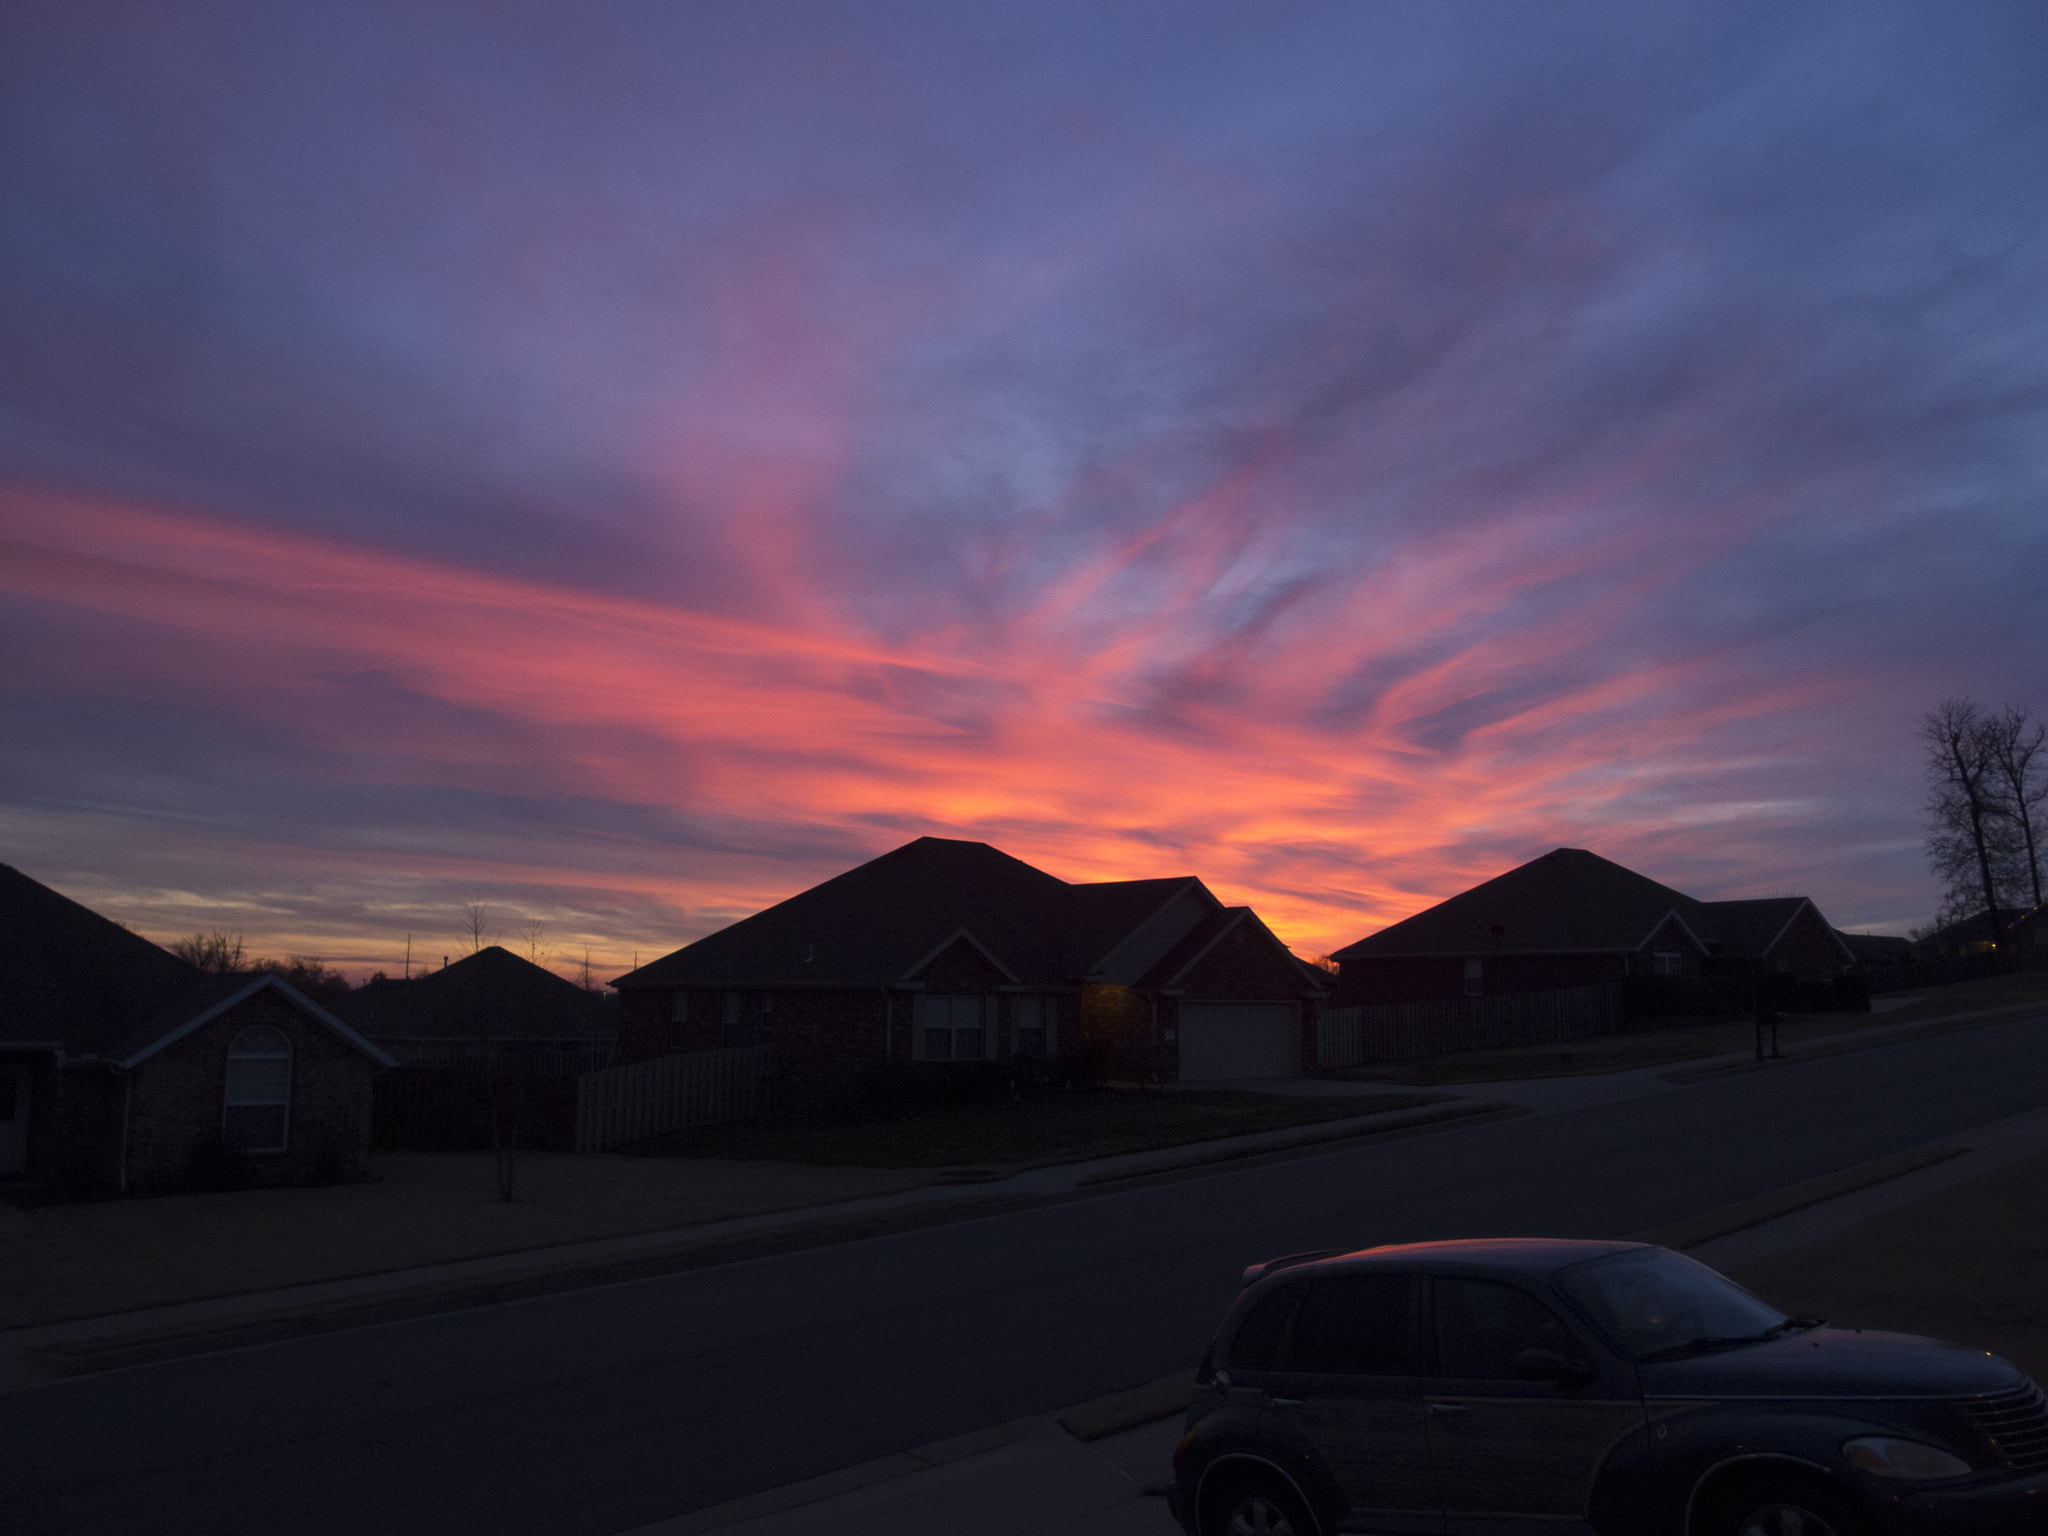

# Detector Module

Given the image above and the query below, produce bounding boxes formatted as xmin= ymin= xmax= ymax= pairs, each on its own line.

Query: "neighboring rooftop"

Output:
xmin=1333 ymin=848 xmax=1850 ymax=963
xmin=612 ymin=836 xmax=1281 ymax=992
xmin=335 ymin=945 xmax=614 ymax=1041
xmin=0 ymin=860 xmax=202 ymax=1054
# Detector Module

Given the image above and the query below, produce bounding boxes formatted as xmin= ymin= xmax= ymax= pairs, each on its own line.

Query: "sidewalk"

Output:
xmin=627 ymin=1101 xmax=2048 ymax=1536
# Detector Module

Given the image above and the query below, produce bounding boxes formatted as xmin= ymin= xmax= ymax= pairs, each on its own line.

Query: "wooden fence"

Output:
xmin=573 ymin=1043 xmax=774 ymax=1153
xmin=1316 ymin=984 xmax=1624 ymax=1069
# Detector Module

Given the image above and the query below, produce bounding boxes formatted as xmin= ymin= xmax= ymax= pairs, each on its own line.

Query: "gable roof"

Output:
xmin=0 ymin=862 xmax=394 ymax=1066
xmin=333 ymin=945 xmax=615 ymax=1042
xmin=0 ymin=860 xmax=204 ymax=1055
xmin=117 ymin=972 xmax=395 ymax=1069
xmin=1702 ymin=897 xmax=1856 ymax=966
xmin=1133 ymin=906 xmax=1325 ymax=994
xmin=611 ymin=837 xmax=1309 ymax=995
xmin=1331 ymin=848 xmax=1715 ymax=961
xmin=1331 ymin=848 xmax=1857 ymax=965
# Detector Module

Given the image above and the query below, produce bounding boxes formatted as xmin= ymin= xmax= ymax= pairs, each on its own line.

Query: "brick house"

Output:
xmin=610 ymin=837 xmax=1322 ymax=1103
xmin=334 ymin=946 xmax=615 ymax=1152
xmin=1330 ymin=848 xmax=1855 ymax=1009
xmin=0 ymin=862 xmax=392 ymax=1196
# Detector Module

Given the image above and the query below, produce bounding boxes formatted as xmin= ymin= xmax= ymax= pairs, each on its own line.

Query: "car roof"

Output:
xmin=1245 ymin=1237 xmax=1651 ymax=1288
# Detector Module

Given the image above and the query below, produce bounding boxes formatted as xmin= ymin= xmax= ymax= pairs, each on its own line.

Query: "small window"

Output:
xmin=1433 ymin=1277 xmax=1582 ymax=1379
xmin=670 ymin=992 xmax=689 ymax=1024
xmin=1286 ymin=1274 xmax=1418 ymax=1375
xmin=1653 ymin=951 xmax=1682 ymax=977
xmin=1463 ymin=957 xmax=1483 ymax=997
xmin=1229 ymin=1284 xmax=1304 ymax=1372
xmin=1013 ymin=996 xmax=1052 ymax=1058
xmin=918 ymin=996 xmax=986 ymax=1060
xmin=223 ymin=1025 xmax=292 ymax=1153
xmin=721 ymin=992 xmax=741 ymax=1025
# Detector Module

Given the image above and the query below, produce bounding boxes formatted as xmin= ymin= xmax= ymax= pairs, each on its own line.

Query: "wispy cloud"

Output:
xmin=3 ymin=2 xmax=2045 ymax=969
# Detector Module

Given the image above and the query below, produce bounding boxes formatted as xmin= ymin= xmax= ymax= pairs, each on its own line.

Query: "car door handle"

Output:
xmin=1428 ymin=1402 xmax=1469 ymax=1420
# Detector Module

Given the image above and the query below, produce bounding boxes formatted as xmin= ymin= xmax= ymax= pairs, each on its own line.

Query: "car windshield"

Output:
xmin=1555 ymin=1247 xmax=1791 ymax=1360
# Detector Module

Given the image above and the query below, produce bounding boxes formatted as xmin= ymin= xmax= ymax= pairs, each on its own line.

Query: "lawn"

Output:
xmin=618 ymin=1086 xmax=1447 ymax=1169
xmin=1731 ymin=1145 xmax=2048 ymax=1387
xmin=1332 ymin=969 xmax=2048 ymax=1086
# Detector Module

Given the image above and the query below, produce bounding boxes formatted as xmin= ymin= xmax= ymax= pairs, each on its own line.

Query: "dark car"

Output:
xmin=1171 ymin=1238 xmax=2048 ymax=1536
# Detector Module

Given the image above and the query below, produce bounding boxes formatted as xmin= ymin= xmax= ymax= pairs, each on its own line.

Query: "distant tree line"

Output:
xmin=166 ymin=931 xmax=355 ymax=1001
xmin=1921 ymin=697 xmax=2046 ymax=945
xmin=164 ymin=900 xmax=605 ymax=998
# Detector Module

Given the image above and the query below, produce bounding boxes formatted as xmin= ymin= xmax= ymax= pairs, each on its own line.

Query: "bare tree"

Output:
xmin=518 ymin=917 xmax=548 ymax=968
xmin=169 ymin=931 xmax=245 ymax=972
xmin=457 ymin=900 xmax=497 ymax=955
xmin=577 ymin=945 xmax=595 ymax=991
xmin=1922 ymin=698 xmax=2011 ymax=949
xmin=1980 ymin=704 xmax=2046 ymax=910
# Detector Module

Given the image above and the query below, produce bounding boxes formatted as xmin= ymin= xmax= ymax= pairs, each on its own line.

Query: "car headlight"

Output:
xmin=1843 ymin=1436 xmax=1972 ymax=1479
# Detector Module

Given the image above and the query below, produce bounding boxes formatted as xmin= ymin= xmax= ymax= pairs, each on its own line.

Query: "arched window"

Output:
xmin=224 ymin=1025 xmax=292 ymax=1152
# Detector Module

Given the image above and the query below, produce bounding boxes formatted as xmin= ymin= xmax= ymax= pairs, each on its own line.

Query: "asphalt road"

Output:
xmin=6 ymin=1014 xmax=2047 ymax=1536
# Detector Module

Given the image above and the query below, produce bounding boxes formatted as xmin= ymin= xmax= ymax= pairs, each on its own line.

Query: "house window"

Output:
xmin=1653 ymin=951 xmax=1682 ymax=977
xmin=1013 ymin=996 xmax=1054 ymax=1058
xmin=1463 ymin=957 xmax=1483 ymax=997
xmin=917 ymin=996 xmax=987 ymax=1060
xmin=670 ymin=992 xmax=689 ymax=1024
xmin=223 ymin=1025 xmax=292 ymax=1153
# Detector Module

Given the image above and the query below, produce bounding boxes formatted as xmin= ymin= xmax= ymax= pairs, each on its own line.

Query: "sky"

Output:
xmin=3 ymin=1 xmax=2045 ymax=980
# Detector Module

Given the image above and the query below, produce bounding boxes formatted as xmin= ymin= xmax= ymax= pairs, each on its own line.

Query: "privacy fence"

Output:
xmin=573 ymin=1043 xmax=774 ymax=1153
xmin=1315 ymin=984 xmax=1624 ymax=1069
xmin=372 ymin=1043 xmax=773 ymax=1154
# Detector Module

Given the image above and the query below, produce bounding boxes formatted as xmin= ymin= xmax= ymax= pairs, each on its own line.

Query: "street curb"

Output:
xmin=0 ymin=1103 xmax=1528 ymax=1383
xmin=1058 ymin=1370 xmax=1198 ymax=1442
xmin=1626 ymin=1143 xmax=1968 ymax=1251
xmin=1074 ymin=1100 xmax=1518 ymax=1186
xmin=1661 ymin=1002 xmax=2047 ymax=1085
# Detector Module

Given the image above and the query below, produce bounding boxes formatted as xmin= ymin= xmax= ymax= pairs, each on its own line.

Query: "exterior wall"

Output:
xmin=1337 ymin=952 xmax=1626 ymax=1007
xmin=122 ymin=991 xmax=380 ymax=1194
xmin=1081 ymin=983 xmax=1155 ymax=1080
xmin=1762 ymin=904 xmax=1851 ymax=981
xmin=1625 ymin=915 xmax=1707 ymax=977
xmin=10 ymin=1053 xmax=122 ymax=1193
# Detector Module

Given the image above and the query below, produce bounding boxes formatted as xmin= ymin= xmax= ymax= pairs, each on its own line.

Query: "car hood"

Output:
xmin=1639 ymin=1327 xmax=2027 ymax=1400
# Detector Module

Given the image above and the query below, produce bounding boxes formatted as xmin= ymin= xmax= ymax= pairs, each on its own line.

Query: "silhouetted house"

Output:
xmin=0 ymin=862 xmax=392 ymax=1196
xmin=2011 ymin=907 xmax=2048 ymax=966
xmin=1833 ymin=929 xmax=1917 ymax=974
xmin=610 ymin=837 xmax=1322 ymax=1101
xmin=1918 ymin=908 xmax=2032 ymax=959
xmin=1329 ymin=848 xmax=1852 ymax=1010
xmin=335 ymin=945 xmax=615 ymax=1072
xmin=335 ymin=946 xmax=617 ymax=1152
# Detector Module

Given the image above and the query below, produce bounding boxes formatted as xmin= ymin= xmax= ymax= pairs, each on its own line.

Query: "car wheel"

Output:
xmin=1203 ymin=1469 xmax=1318 ymax=1536
xmin=1705 ymin=1478 xmax=1869 ymax=1536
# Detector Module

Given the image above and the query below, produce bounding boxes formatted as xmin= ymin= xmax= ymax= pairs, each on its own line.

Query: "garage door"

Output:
xmin=1177 ymin=1002 xmax=1300 ymax=1081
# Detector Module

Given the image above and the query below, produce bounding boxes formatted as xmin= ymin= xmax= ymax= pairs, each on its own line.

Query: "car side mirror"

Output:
xmin=1516 ymin=1348 xmax=1596 ymax=1387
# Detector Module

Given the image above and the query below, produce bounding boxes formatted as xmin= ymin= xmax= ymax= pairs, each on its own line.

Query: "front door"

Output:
xmin=1266 ymin=1271 xmax=1441 ymax=1533
xmin=0 ymin=1066 xmax=28 ymax=1176
xmin=1424 ymin=1276 xmax=1644 ymax=1533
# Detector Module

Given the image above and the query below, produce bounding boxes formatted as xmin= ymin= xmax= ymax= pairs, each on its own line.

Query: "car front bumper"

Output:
xmin=1886 ymin=1465 xmax=2048 ymax=1534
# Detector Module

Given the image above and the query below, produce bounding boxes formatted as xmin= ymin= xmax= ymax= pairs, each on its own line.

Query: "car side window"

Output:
xmin=1433 ymin=1277 xmax=1582 ymax=1379
xmin=1230 ymin=1283 xmax=1304 ymax=1371
xmin=1283 ymin=1273 xmax=1418 ymax=1375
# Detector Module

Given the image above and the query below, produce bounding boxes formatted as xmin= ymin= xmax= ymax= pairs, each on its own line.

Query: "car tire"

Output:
xmin=1700 ymin=1474 xmax=1871 ymax=1536
xmin=1201 ymin=1467 xmax=1319 ymax=1536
